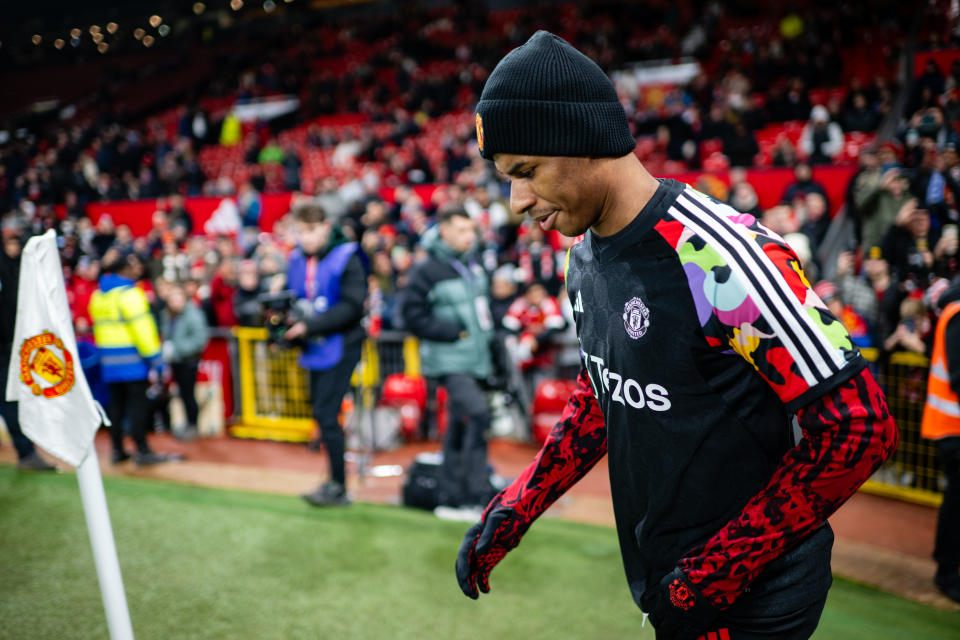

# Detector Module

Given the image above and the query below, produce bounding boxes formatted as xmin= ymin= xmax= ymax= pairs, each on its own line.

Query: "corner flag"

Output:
xmin=4 ymin=229 xmax=107 ymax=465
xmin=4 ymin=230 xmax=133 ymax=639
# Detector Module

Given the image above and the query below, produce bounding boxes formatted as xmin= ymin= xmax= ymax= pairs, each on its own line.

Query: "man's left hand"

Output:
xmin=284 ymin=321 xmax=308 ymax=341
xmin=645 ymin=568 xmax=720 ymax=640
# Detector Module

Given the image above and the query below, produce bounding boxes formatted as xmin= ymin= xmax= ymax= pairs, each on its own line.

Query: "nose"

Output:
xmin=509 ymin=179 xmax=536 ymax=216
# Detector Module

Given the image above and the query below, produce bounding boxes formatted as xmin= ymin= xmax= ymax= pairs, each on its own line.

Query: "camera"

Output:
xmin=256 ymin=290 xmax=306 ymax=348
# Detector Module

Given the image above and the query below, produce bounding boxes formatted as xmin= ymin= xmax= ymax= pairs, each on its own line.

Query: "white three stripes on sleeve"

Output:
xmin=668 ymin=188 xmax=846 ymax=386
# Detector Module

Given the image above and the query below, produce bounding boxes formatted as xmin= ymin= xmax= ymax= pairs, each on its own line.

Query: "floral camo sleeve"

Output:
xmin=655 ymin=188 xmax=863 ymax=412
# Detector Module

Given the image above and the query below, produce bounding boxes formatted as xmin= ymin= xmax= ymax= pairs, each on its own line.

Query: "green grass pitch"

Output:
xmin=0 ymin=466 xmax=957 ymax=639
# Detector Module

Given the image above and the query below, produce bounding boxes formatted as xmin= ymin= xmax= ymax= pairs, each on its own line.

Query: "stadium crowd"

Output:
xmin=1 ymin=0 xmax=960 ymax=437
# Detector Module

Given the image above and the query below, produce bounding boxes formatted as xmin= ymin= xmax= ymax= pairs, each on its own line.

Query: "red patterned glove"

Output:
xmin=456 ymin=366 xmax=607 ymax=599
xmin=455 ymin=501 xmax=531 ymax=599
xmin=645 ymin=568 xmax=720 ymax=640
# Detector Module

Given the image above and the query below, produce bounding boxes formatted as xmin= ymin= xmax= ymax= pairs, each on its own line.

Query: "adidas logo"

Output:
xmin=573 ymin=290 xmax=584 ymax=314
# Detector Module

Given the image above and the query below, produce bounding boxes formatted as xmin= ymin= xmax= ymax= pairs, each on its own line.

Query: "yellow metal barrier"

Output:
xmin=229 ymin=328 xmax=415 ymax=442
xmin=227 ymin=327 xmax=945 ymax=507
xmin=860 ymin=350 xmax=944 ymax=508
xmin=230 ymin=327 xmax=314 ymax=441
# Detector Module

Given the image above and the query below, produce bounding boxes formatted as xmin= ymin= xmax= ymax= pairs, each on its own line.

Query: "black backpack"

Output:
xmin=401 ymin=452 xmax=443 ymax=511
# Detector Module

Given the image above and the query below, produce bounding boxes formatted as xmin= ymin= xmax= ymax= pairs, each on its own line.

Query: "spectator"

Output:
xmin=835 ymin=250 xmax=881 ymax=340
xmin=772 ymin=137 xmax=799 ymax=167
xmin=233 ymin=259 xmax=266 ymax=326
xmin=700 ymin=102 xmax=734 ymax=142
xmin=769 ymin=77 xmax=812 ymax=122
xmin=782 ymin=162 xmax=829 ymax=207
xmin=258 ymin=137 xmax=285 ymax=165
xmin=913 ymin=60 xmax=947 ymax=113
xmin=814 ymin=280 xmax=872 ymax=348
xmin=489 ymin=265 xmax=518 ymax=328
xmin=167 ymin=194 xmax=194 ymax=240
xmin=842 ymin=92 xmax=879 ymax=133
xmin=861 ymin=246 xmax=895 ymax=345
xmin=911 ymin=146 xmax=960 ymax=227
xmin=502 ymin=281 xmax=566 ymax=392
xmin=208 ymin=256 xmax=239 ymax=327
xmin=314 ymin=177 xmax=348 ymax=223
xmin=741 ymin=93 xmax=768 ymax=131
xmin=797 ymin=192 xmax=832 ymax=270
xmin=881 ymin=202 xmax=945 ymax=287
xmin=723 ymin=122 xmax=760 ymax=168
xmin=68 ymin=256 xmax=100 ymax=336
xmin=856 ymin=166 xmax=913 ymax=256
xmin=92 ymin=214 xmax=117 ymax=258
xmin=370 ymin=250 xmax=398 ymax=328
xmin=160 ymin=283 xmax=210 ymax=441
xmin=728 ymin=170 xmax=762 ymax=218
xmin=282 ymin=147 xmax=303 ymax=193
xmin=238 ymin=181 xmax=262 ymax=231
xmin=903 ymin=108 xmax=958 ymax=163
xmin=800 ymin=105 xmax=845 ymax=165
xmin=884 ymin=295 xmax=930 ymax=354
xmin=512 ymin=223 xmax=563 ymax=297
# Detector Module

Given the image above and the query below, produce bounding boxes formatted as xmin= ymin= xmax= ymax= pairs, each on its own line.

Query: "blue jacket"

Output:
xmin=287 ymin=243 xmax=364 ymax=371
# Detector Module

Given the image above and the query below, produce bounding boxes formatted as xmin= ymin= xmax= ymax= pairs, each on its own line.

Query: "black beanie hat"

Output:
xmin=475 ymin=30 xmax=635 ymax=161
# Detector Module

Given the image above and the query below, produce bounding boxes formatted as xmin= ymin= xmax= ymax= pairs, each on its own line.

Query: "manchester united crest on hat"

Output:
xmin=475 ymin=113 xmax=484 ymax=154
xmin=623 ymin=296 xmax=650 ymax=339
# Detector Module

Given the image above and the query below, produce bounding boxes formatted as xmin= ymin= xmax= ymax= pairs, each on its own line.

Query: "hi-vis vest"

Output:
xmin=89 ymin=279 xmax=161 ymax=383
xmin=922 ymin=300 xmax=960 ymax=440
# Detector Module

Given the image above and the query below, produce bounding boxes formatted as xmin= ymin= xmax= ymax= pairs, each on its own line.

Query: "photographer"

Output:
xmin=284 ymin=204 xmax=367 ymax=507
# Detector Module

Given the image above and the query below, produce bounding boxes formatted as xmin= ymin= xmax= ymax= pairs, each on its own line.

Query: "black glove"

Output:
xmin=645 ymin=568 xmax=720 ymax=640
xmin=455 ymin=507 xmax=530 ymax=599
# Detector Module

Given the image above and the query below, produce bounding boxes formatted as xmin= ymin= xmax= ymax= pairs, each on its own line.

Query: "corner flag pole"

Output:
xmin=76 ymin=446 xmax=135 ymax=640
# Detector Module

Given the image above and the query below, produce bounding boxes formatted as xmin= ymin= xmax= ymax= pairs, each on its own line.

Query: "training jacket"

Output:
xmin=493 ymin=179 xmax=898 ymax=618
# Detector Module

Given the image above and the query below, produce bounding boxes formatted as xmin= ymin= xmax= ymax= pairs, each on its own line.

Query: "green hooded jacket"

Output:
xmin=401 ymin=226 xmax=494 ymax=379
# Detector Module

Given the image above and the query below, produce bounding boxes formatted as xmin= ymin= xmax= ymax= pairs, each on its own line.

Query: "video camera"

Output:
xmin=256 ymin=290 xmax=308 ymax=348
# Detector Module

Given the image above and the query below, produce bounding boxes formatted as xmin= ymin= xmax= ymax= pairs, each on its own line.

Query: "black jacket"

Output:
xmin=0 ymin=250 xmax=20 ymax=345
xmin=0 ymin=249 xmax=20 ymax=383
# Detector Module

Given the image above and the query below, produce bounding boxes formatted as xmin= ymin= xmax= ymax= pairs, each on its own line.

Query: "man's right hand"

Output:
xmin=455 ymin=506 xmax=530 ymax=599
xmin=284 ymin=321 xmax=308 ymax=341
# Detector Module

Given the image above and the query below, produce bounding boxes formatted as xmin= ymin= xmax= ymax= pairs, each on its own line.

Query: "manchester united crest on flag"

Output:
xmin=6 ymin=230 xmax=108 ymax=467
xmin=19 ymin=330 xmax=75 ymax=398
